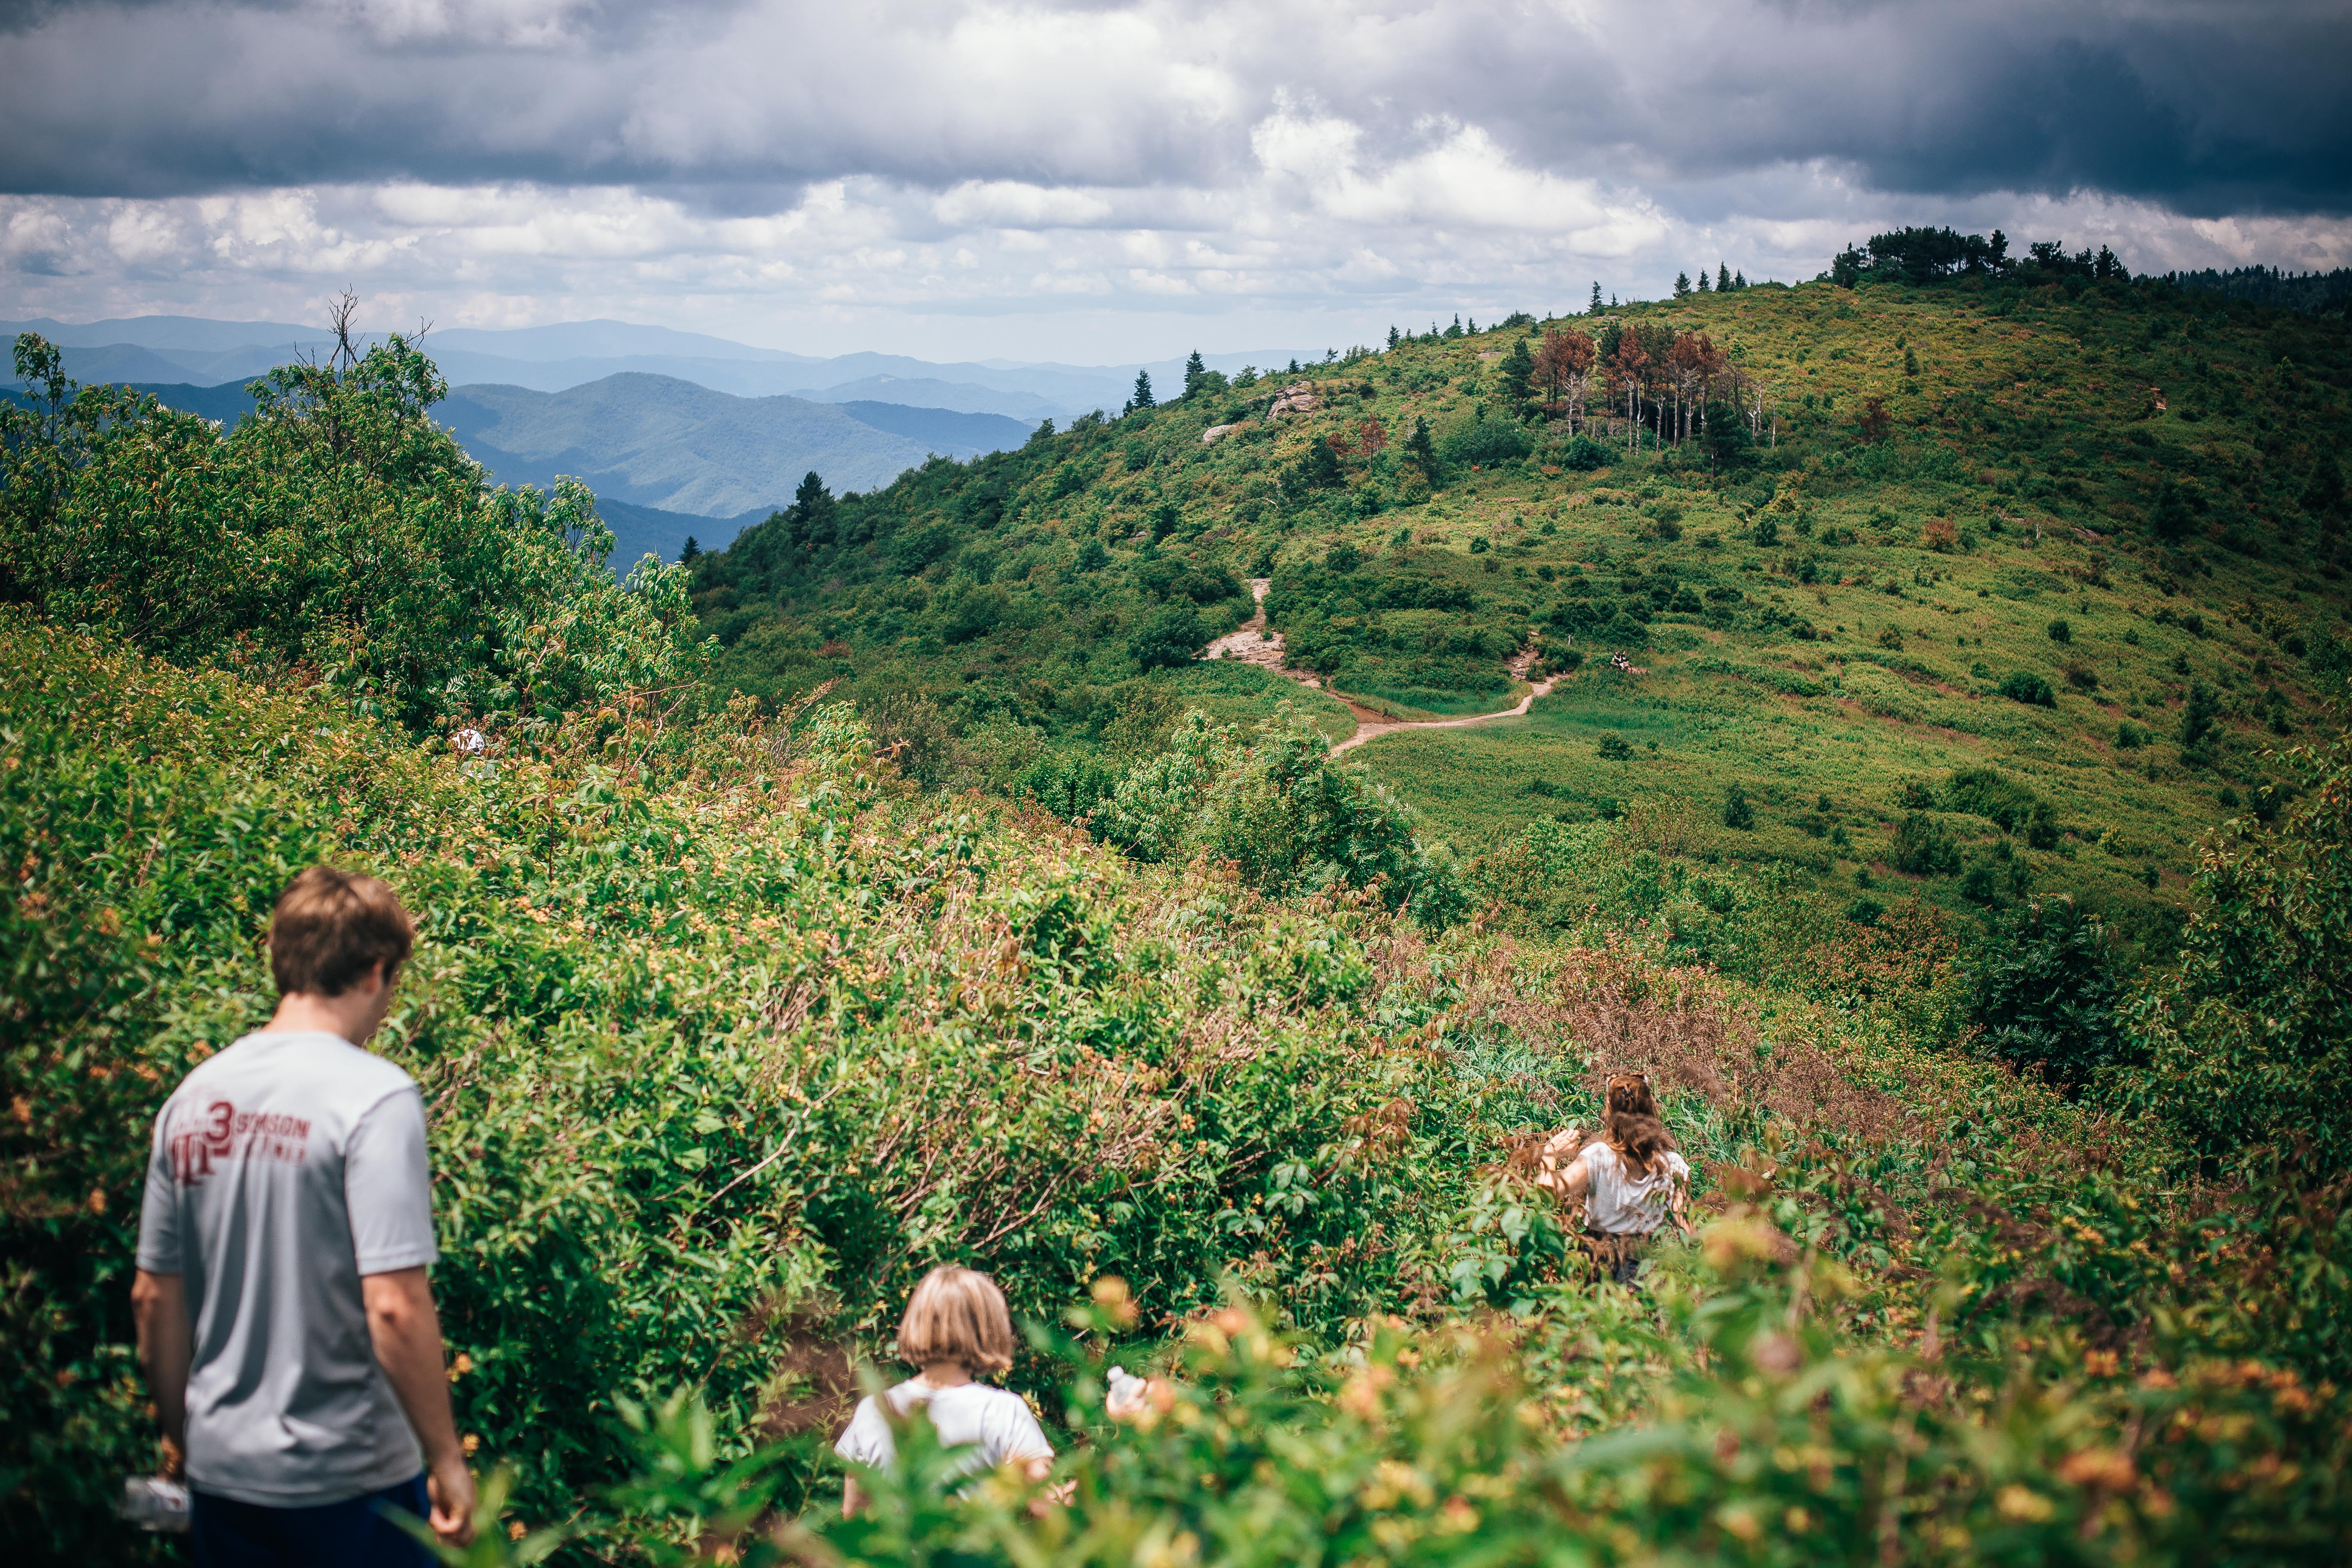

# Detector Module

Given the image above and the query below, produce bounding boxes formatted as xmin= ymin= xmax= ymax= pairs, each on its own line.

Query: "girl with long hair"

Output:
xmin=1546 ymin=1073 xmax=1692 ymax=1284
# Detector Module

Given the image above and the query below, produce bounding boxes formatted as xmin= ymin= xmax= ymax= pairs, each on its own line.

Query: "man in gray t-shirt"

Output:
xmin=133 ymin=867 xmax=475 ymax=1564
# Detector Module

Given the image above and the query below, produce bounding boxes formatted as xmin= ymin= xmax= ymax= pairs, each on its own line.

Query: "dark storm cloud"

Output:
xmin=0 ymin=0 xmax=2344 ymax=216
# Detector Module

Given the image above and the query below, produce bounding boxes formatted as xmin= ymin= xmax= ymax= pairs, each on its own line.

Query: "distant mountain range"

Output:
xmin=439 ymin=375 xmax=1032 ymax=518
xmin=1 ymin=371 xmax=1033 ymax=564
xmin=3 ymin=313 xmax=1321 ymax=566
xmin=3 ymin=315 xmax=1314 ymax=423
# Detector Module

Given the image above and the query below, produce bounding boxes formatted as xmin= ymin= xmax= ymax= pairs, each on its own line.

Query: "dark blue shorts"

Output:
xmin=191 ymin=1472 xmax=434 ymax=1568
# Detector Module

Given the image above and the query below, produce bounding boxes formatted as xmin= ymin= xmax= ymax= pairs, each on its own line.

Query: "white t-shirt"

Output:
xmin=136 ymin=1029 xmax=439 ymax=1506
xmin=1578 ymin=1140 xmax=1692 ymax=1235
xmin=834 ymin=1380 xmax=1054 ymax=1480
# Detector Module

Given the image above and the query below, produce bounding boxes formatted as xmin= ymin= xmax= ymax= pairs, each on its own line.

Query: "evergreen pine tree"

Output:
xmin=1733 ymin=270 xmax=1747 ymax=289
xmin=1445 ymin=315 xmax=1463 ymax=339
xmin=2151 ymin=479 xmax=2193 ymax=543
xmin=784 ymin=471 xmax=836 ymax=551
xmin=1467 ymin=316 xmax=1478 ymax=334
xmin=1183 ymin=349 xmax=1206 ymax=396
xmin=1674 ymin=271 xmax=1693 ymax=298
xmin=1610 ymin=293 xmax=1618 ymax=308
xmin=1589 ymin=281 xmax=1604 ymax=314
xmin=1126 ymin=368 xmax=1156 ymax=413
xmin=1697 ymin=270 xmax=1712 ymax=293
xmin=1717 ymin=263 xmax=1732 ymax=291
xmin=1288 ymin=358 xmax=1301 ymax=374
xmin=1498 ymin=337 xmax=1535 ymax=417
xmin=680 ymin=536 xmax=700 ymax=564
xmin=1403 ymin=416 xmax=1441 ymax=484
xmin=2303 ymin=455 xmax=2345 ymax=517
xmin=1387 ymin=325 xmax=1401 ymax=349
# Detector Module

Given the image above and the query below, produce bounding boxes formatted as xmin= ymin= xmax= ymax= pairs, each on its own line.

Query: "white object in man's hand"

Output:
xmin=1106 ymin=1366 xmax=1152 ymax=1421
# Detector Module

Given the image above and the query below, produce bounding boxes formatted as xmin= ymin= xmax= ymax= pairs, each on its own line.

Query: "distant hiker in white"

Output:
xmin=133 ymin=867 xmax=474 ymax=1566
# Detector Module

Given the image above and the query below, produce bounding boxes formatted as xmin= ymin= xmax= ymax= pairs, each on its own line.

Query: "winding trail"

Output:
xmin=1199 ymin=579 xmax=1555 ymax=758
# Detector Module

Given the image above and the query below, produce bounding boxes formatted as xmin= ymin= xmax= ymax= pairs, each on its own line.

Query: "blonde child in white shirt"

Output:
xmin=834 ymin=1267 xmax=1054 ymax=1515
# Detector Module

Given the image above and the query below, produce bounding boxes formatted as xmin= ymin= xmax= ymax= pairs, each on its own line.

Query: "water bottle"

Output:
xmin=119 ymin=1475 xmax=192 ymax=1533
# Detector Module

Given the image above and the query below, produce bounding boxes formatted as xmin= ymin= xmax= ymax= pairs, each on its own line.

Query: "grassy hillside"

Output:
xmin=5 ymin=316 xmax=2351 ymax=1564
xmin=692 ymin=271 xmax=2352 ymax=951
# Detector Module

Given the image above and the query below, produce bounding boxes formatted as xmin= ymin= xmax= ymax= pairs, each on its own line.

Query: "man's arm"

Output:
xmin=361 ymin=1267 xmax=476 ymax=1545
xmin=131 ymin=1270 xmax=190 ymax=1461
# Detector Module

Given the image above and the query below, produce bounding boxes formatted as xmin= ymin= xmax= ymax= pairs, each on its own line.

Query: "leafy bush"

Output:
xmin=1086 ymin=712 xmax=1464 ymax=923
xmin=1558 ymin=435 xmax=1614 ymax=471
xmin=1127 ymin=603 xmax=1207 ymax=670
xmin=2130 ymin=728 xmax=2352 ymax=1176
xmin=1438 ymin=416 xmax=1532 ymax=469
xmin=1890 ymin=811 xmax=1960 ymax=875
xmin=1998 ymin=670 xmax=2056 ymax=706
xmin=1722 ymin=783 xmax=1755 ymax=830
xmin=1974 ymin=897 xmax=2126 ymax=1091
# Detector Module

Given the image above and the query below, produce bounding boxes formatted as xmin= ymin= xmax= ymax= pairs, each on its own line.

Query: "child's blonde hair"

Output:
xmin=897 ymin=1266 xmax=1016 ymax=1375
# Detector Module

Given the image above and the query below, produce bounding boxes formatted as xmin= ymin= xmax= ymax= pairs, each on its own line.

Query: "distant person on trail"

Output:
xmin=835 ymin=1266 xmax=1056 ymax=1516
xmin=132 ymin=867 xmax=475 ymax=1565
xmin=1539 ymin=1072 xmax=1692 ymax=1285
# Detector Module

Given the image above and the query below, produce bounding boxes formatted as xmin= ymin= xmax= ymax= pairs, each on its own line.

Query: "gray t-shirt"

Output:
xmin=136 ymin=1029 xmax=440 ymax=1506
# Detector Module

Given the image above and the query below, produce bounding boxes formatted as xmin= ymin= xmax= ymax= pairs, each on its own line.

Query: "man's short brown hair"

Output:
xmin=896 ymin=1266 xmax=1016 ymax=1374
xmin=268 ymin=867 xmax=414 ymax=997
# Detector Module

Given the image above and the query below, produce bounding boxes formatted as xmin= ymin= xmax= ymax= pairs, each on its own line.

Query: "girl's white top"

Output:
xmin=1577 ymin=1141 xmax=1691 ymax=1235
xmin=835 ymin=1380 xmax=1054 ymax=1478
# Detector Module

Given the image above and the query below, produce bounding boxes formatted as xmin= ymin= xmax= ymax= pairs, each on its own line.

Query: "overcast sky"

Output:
xmin=3 ymin=0 xmax=2348 ymax=361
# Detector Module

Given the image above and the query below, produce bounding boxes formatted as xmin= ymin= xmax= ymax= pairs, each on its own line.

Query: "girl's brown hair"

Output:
xmin=1605 ymin=1073 xmax=1659 ymax=1120
xmin=897 ymin=1266 xmax=1016 ymax=1375
xmin=1603 ymin=1074 xmax=1675 ymax=1179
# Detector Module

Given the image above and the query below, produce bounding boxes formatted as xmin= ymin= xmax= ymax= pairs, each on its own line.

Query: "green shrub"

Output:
xmin=1558 ymin=435 xmax=1614 ymax=471
xmin=1597 ymin=732 xmax=1633 ymax=760
xmin=1439 ymin=416 xmax=1533 ymax=469
xmin=1974 ymin=897 xmax=2126 ymax=1091
xmin=2130 ymin=727 xmax=2352 ymax=1176
xmin=1999 ymin=670 xmax=2056 ymax=706
xmin=1722 ymin=784 xmax=1755 ymax=830
xmin=1128 ymin=603 xmax=1207 ymax=670
xmin=1889 ymin=812 xmax=1961 ymax=876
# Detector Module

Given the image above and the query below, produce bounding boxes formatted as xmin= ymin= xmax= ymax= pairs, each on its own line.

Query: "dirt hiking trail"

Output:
xmin=1200 ymin=579 xmax=1556 ymax=758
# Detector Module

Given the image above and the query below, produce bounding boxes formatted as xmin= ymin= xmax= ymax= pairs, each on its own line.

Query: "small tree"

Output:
xmin=1673 ymin=271 xmax=1692 ymax=298
xmin=2151 ymin=480 xmax=2193 ymax=543
xmin=1716 ymin=263 xmax=1731 ymax=292
xmin=1126 ymin=369 xmax=1156 ymax=413
xmin=1402 ymin=416 xmax=1441 ymax=485
xmin=1182 ymin=350 xmax=1207 ymax=397
xmin=1497 ymin=338 xmax=1535 ymax=418
xmin=2302 ymin=455 xmax=2344 ymax=519
xmin=1588 ymin=282 xmax=1604 ymax=315
xmin=2181 ymin=679 xmax=2220 ymax=755
xmin=1856 ymin=396 xmax=1892 ymax=443
xmin=1722 ymin=784 xmax=1755 ymax=830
